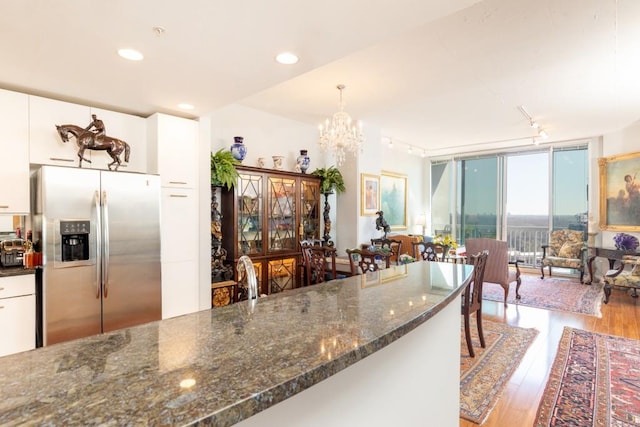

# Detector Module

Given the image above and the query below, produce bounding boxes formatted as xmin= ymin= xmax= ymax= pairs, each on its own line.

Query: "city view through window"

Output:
xmin=432 ymin=147 xmax=588 ymax=267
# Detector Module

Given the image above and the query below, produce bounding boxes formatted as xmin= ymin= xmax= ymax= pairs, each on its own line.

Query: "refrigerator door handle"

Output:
xmin=103 ymin=190 xmax=110 ymax=298
xmin=94 ymin=190 xmax=102 ymax=299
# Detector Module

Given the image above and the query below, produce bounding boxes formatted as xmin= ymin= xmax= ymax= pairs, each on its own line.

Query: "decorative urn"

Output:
xmin=230 ymin=136 xmax=247 ymax=162
xmin=296 ymin=149 xmax=311 ymax=174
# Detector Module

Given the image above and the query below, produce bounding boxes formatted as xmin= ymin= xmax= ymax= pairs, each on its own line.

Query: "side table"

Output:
xmin=586 ymin=247 xmax=640 ymax=284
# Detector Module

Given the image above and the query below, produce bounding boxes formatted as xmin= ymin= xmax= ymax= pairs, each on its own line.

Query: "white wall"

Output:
xmin=198 ymin=116 xmax=212 ymax=311
xmin=207 ymin=104 xmax=323 ymax=169
xmin=381 ymin=145 xmax=427 ymax=237
xmin=329 ymin=126 xmax=427 ymax=255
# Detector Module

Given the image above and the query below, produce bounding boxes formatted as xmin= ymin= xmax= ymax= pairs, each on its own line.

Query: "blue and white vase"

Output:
xmin=230 ymin=136 xmax=247 ymax=162
xmin=296 ymin=149 xmax=311 ymax=174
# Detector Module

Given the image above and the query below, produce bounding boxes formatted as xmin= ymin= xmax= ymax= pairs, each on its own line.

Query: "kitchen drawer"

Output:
xmin=0 ymin=274 xmax=35 ymax=299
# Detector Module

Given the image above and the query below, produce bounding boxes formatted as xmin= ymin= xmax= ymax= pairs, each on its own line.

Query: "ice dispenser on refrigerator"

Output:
xmin=59 ymin=220 xmax=90 ymax=263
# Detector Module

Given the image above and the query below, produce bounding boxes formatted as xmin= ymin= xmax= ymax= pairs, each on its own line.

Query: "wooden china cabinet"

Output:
xmin=220 ymin=165 xmax=321 ymax=297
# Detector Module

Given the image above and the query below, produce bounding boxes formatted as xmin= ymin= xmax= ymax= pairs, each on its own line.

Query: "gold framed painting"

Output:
xmin=599 ymin=150 xmax=640 ymax=232
xmin=361 ymin=174 xmax=380 ymax=216
xmin=380 ymin=171 xmax=407 ymax=229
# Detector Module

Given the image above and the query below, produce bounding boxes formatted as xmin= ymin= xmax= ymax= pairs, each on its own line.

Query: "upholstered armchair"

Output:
xmin=602 ymin=255 xmax=640 ymax=304
xmin=464 ymin=238 xmax=522 ymax=306
xmin=540 ymin=230 xmax=586 ymax=282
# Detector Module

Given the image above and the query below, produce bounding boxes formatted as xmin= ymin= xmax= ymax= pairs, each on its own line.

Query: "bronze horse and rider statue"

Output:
xmin=55 ymin=114 xmax=130 ymax=171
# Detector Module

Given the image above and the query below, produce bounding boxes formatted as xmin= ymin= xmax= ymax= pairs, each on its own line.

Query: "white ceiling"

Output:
xmin=2 ymin=0 xmax=639 ymax=157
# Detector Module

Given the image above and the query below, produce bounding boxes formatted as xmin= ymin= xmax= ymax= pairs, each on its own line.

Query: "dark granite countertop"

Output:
xmin=0 ymin=267 xmax=36 ymax=278
xmin=0 ymin=261 xmax=472 ymax=426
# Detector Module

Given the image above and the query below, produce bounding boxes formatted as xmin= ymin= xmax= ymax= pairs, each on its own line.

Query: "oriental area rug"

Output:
xmin=482 ymin=274 xmax=604 ymax=317
xmin=534 ymin=327 xmax=640 ymax=427
xmin=460 ymin=319 xmax=538 ymax=424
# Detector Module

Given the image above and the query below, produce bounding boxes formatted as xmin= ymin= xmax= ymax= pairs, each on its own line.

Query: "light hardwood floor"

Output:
xmin=460 ymin=273 xmax=640 ymax=427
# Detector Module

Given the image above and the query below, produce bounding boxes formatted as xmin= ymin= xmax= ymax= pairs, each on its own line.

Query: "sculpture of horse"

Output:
xmin=55 ymin=124 xmax=130 ymax=171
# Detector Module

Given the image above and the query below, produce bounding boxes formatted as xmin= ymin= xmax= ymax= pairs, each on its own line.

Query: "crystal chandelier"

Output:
xmin=318 ymin=84 xmax=365 ymax=166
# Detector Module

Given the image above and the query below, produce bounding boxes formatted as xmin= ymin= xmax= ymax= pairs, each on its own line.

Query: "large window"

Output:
xmin=457 ymin=158 xmax=498 ymax=241
xmin=431 ymin=162 xmax=453 ymax=236
xmin=505 ymin=152 xmax=550 ymax=265
xmin=552 ymin=148 xmax=588 ymax=230
xmin=431 ymin=145 xmax=588 ymax=266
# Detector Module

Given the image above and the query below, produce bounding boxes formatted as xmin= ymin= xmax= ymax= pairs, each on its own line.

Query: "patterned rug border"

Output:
xmin=482 ymin=274 xmax=604 ymax=318
xmin=460 ymin=319 xmax=538 ymax=424
xmin=534 ymin=327 xmax=640 ymax=427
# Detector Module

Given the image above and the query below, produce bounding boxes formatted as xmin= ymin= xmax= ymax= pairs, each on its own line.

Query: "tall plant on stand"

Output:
xmin=311 ymin=166 xmax=346 ymax=246
xmin=210 ymin=149 xmax=240 ymax=282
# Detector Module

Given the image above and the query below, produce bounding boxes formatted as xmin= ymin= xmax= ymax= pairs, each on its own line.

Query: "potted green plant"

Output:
xmin=210 ymin=149 xmax=240 ymax=190
xmin=311 ymin=166 xmax=346 ymax=194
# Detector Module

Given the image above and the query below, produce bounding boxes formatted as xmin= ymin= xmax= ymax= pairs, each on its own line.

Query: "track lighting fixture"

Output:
xmin=384 ymin=137 xmax=427 ymax=158
xmin=518 ymin=105 xmax=549 ymax=144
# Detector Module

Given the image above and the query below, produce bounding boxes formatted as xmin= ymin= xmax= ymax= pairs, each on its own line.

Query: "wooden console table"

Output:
xmin=586 ymin=247 xmax=640 ymax=284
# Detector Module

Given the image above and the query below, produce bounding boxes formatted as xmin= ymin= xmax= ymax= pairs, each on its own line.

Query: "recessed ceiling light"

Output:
xmin=118 ymin=48 xmax=144 ymax=61
xmin=275 ymin=52 xmax=299 ymax=65
xmin=178 ymin=103 xmax=194 ymax=110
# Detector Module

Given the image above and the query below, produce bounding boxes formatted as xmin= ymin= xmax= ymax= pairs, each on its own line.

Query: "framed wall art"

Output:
xmin=380 ymin=171 xmax=407 ymax=229
xmin=599 ymin=150 xmax=640 ymax=232
xmin=361 ymin=173 xmax=380 ymax=216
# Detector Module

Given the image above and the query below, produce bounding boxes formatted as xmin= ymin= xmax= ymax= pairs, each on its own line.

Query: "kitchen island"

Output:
xmin=0 ymin=261 xmax=472 ymax=426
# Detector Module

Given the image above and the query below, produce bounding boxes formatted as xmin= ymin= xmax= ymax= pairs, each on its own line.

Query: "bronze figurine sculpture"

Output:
xmin=376 ymin=210 xmax=391 ymax=238
xmin=55 ymin=116 xmax=130 ymax=170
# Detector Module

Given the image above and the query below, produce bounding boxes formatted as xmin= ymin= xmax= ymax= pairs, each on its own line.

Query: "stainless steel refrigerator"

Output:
xmin=32 ymin=165 xmax=161 ymax=345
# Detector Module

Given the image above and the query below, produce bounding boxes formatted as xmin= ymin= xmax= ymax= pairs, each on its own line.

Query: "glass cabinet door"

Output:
xmin=237 ymin=172 xmax=263 ymax=255
xmin=268 ymin=257 xmax=296 ymax=293
xmin=267 ymin=176 xmax=296 ymax=252
xmin=301 ymin=178 xmax=321 ymax=240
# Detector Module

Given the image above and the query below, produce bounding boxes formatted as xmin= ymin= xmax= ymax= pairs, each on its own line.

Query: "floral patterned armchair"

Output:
xmin=540 ymin=229 xmax=586 ymax=282
xmin=603 ymin=255 xmax=640 ymax=304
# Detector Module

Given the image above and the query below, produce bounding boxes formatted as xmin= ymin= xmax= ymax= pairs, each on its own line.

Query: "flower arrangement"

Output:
xmin=398 ymin=253 xmax=416 ymax=264
xmin=613 ymin=233 xmax=639 ymax=251
xmin=433 ymin=234 xmax=458 ymax=249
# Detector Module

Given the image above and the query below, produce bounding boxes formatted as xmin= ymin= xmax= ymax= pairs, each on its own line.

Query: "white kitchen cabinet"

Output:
xmin=147 ymin=113 xmax=198 ymax=188
xmin=0 ymin=89 xmax=30 ymax=214
xmin=160 ymin=187 xmax=198 ymax=262
xmin=149 ymin=113 xmax=200 ymax=319
xmin=160 ymin=187 xmax=199 ymax=319
xmin=90 ymin=108 xmax=147 ymax=173
xmin=0 ymin=274 xmax=36 ymax=357
xmin=161 ymin=260 xmax=199 ymax=319
xmin=29 ymin=95 xmax=91 ymax=167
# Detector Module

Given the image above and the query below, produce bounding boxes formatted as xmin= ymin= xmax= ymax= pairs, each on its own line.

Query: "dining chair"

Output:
xmin=462 ymin=250 xmax=488 ymax=358
xmin=412 ymin=241 xmax=449 ymax=262
xmin=304 ymin=245 xmax=338 ymax=286
xmin=346 ymin=248 xmax=391 ymax=275
xmin=464 ymin=238 xmax=522 ymax=305
xmin=370 ymin=238 xmax=403 ymax=265
xmin=299 ymin=239 xmax=324 ymax=285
